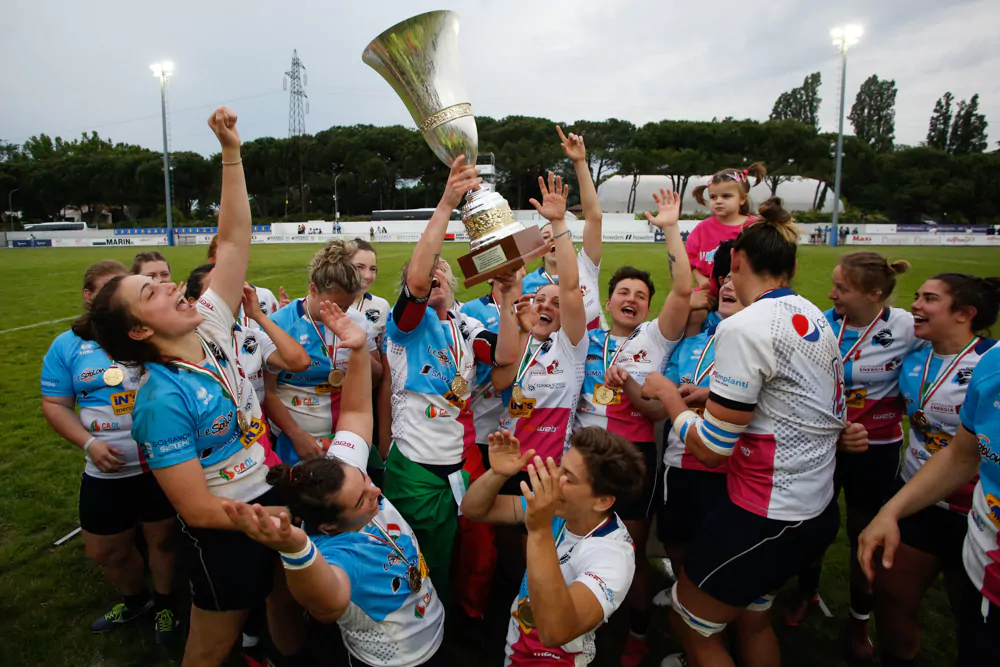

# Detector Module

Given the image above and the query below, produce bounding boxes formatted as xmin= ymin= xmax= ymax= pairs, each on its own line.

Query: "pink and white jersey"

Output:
xmin=899 ymin=338 xmax=997 ymax=514
xmin=825 ymin=307 xmax=922 ymax=445
xmin=521 ymin=249 xmax=608 ymax=331
xmin=576 ymin=322 xmax=679 ymax=442
xmin=505 ymin=508 xmax=635 ymax=667
xmin=499 ymin=331 xmax=588 ymax=463
xmin=709 ymin=288 xmax=845 ymax=521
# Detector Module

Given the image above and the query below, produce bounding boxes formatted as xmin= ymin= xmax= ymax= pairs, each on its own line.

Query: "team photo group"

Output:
xmin=39 ymin=102 xmax=1000 ymax=667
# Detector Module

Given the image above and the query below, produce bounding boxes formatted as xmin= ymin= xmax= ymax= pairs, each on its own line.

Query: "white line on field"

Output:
xmin=0 ymin=316 xmax=76 ymax=335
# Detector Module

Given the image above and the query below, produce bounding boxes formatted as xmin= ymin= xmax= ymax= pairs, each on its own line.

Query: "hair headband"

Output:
xmin=706 ymin=169 xmax=750 ymax=187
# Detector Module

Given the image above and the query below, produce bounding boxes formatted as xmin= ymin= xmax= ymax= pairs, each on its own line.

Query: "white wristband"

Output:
xmin=83 ymin=436 xmax=97 ymax=453
xmin=672 ymin=410 xmax=700 ymax=443
xmin=280 ymin=541 xmax=318 ymax=570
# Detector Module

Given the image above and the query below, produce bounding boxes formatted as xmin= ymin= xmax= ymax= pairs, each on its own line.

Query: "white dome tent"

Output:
xmin=596 ymin=175 xmax=840 ymax=215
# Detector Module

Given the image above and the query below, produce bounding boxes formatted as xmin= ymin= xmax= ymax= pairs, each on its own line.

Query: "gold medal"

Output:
xmin=103 ymin=366 xmax=124 ymax=387
xmin=407 ymin=566 xmax=421 ymax=591
xmin=594 ymin=384 xmax=618 ymax=406
xmin=328 ymin=369 xmax=345 ymax=388
xmin=236 ymin=411 xmax=249 ymax=435
xmin=517 ymin=598 xmax=536 ymax=629
xmin=450 ymin=375 xmax=468 ymax=396
xmin=911 ymin=409 xmax=931 ymax=435
xmin=512 ymin=385 xmax=524 ymax=402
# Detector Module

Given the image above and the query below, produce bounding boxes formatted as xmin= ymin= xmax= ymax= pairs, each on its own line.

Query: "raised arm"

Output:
xmin=319 ymin=302 xmax=372 ymax=442
xmin=460 ymin=430 xmax=533 ymax=524
xmin=558 ymin=126 xmax=602 ymax=265
xmin=243 ymin=285 xmax=310 ymax=372
xmin=222 ymin=502 xmax=352 ymax=623
xmin=405 ymin=157 xmax=481 ymax=298
xmin=206 ymin=107 xmax=252 ymax=313
xmin=646 ymin=189 xmax=693 ymax=341
xmin=530 ymin=173 xmax=585 ymax=345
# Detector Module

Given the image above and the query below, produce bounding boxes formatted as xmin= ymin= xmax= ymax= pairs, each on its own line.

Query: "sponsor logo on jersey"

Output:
xmin=199 ymin=411 xmax=234 ymax=437
xmin=986 ymin=494 xmax=1000 ymax=529
xmin=414 ymin=590 xmax=432 ymax=619
xmin=291 ymin=395 xmax=322 ymax=407
xmin=78 ymin=341 xmax=95 ymax=354
xmin=419 ymin=364 xmax=450 ymax=382
xmin=680 ymin=374 xmax=694 ymax=385
xmin=628 ymin=349 xmax=651 ymax=364
xmin=954 ymin=368 xmax=973 ymax=386
xmin=90 ymin=419 xmax=120 ymax=431
xmin=241 ymin=335 xmax=258 ymax=355
xmin=298 ymin=333 xmax=311 ymax=345
xmin=872 ymin=329 xmax=894 ymax=348
xmin=218 ymin=456 xmax=257 ymax=481
xmin=977 ymin=434 xmax=998 ymax=464
xmin=428 ymin=346 xmax=450 ymax=366
xmin=586 ymin=354 xmax=602 ymax=363
xmin=791 ymin=313 xmax=821 ymax=342
xmin=584 ymin=571 xmax=616 ymax=605
xmin=197 ymin=297 xmax=215 ymax=312
xmin=383 ymin=552 xmax=406 ymax=571
xmin=712 ymin=372 xmax=749 ymax=389
xmin=970 ymin=509 xmax=987 ymax=532
xmin=580 ymin=284 xmax=591 ymax=297
xmin=110 ymin=390 xmax=136 ymax=415
xmin=77 ymin=367 xmax=107 ymax=383
xmin=425 ymin=405 xmax=451 ymax=418
xmin=885 ymin=356 xmax=903 ymax=371
xmin=546 ymin=360 xmax=563 ymax=374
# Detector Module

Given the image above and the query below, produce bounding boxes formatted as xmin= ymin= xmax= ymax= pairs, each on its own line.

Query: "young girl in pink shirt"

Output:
xmin=686 ymin=163 xmax=767 ymax=295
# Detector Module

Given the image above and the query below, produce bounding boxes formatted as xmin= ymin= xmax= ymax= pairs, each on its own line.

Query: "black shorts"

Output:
xmin=834 ymin=441 xmax=901 ymax=516
xmin=897 ymin=499 xmax=968 ymax=569
xmin=658 ymin=466 xmax=729 ymax=547
xmin=616 ymin=442 xmax=662 ymax=522
xmin=684 ymin=496 xmax=840 ymax=607
xmin=79 ymin=472 xmax=176 ymax=536
xmin=178 ymin=489 xmax=282 ymax=612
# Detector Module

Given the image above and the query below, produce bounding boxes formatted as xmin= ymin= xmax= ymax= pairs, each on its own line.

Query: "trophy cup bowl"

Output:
xmin=363 ymin=10 xmax=549 ymax=287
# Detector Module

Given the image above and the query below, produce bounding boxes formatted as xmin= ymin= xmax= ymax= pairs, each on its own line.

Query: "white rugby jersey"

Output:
xmin=505 ymin=507 xmax=634 ymax=667
xmin=900 ymin=338 xmax=997 ymax=513
xmin=42 ymin=332 xmax=146 ymax=479
xmin=353 ymin=292 xmax=391 ymax=348
xmin=709 ymin=288 xmax=845 ymax=521
xmin=233 ymin=323 xmax=276 ymax=403
xmin=498 ymin=331 xmax=588 ymax=464
xmin=386 ymin=297 xmax=493 ymax=466
xmin=521 ymin=249 xmax=608 ymax=331
xmin=825 ymin=307 xmax=922 ymax=445
xmin=235 ymin=285 xmax=280 ymax=331
xmin=958 ymin=345 xmax=1000 ymax=607
xmin=576 ymin=322 xmax=679 ymax=443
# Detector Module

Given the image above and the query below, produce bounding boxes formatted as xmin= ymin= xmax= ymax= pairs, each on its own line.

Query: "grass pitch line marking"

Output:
xmin=0 ymin=316 xmax=76 ymax=335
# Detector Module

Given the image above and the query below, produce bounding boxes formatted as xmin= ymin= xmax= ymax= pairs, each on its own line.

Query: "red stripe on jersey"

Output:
xmin=472 ymin=335 xmax=494 ymax=366
xmin=727 ymin=432 xmax=777 ymax=518
xmin=848 ymin=395 xmax=904 ymax=443
xmin=509 ymin=627 xmax=574 ymax=666
xmin=606 ymin=400 xmax=654 ymax=441
xmin=984 ymin=541 xmax=1000 ymax=606
xmin=586 ymin=316 xmax=600 ymax=331
xmin=513 ymin=406 xmax=572 ymax=464
xmin=393 ymin=296 xmax=428 ymax=333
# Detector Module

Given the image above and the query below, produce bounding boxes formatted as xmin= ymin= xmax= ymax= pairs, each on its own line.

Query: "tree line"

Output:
xmin=0 ymin=76 xmax=995 ymax=227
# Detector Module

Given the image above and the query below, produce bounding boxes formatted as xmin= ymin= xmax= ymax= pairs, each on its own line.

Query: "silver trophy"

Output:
xmin=363 ymin=10 xmax=547 ymax=287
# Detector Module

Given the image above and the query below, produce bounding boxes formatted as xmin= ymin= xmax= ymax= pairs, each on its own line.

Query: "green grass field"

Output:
xmin=1 ymin=242 xmax=997 ymax=666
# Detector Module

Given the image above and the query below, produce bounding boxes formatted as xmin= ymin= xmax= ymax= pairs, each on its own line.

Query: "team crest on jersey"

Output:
xmin=365 ymin=308 xmax=380 ymax=323
xmin=205 ymin=339 xmax=229 ymax=364
xmin=242 ymin=335 xmax=258 ymax=355
xmin=540 ymin=339 xmax=554 ymax=353
xmin=872 ymin=329 xmax=894 ymax=348
xmin=458 ymin=320 xmax=470 ymax=338
xmin=954 ymin=368 xmax=973 ymax=386
xmin=546 ymin=360 xmax=563 ymax=374
xmin=792 ymin=313 xmax=821 ymax=342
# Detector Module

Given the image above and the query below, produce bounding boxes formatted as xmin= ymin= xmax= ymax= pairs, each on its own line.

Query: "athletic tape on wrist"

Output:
xmin=280 ymin=541 xmax=318 ymax=570
xmin=672 ymin=410 xmax=699 ymax=443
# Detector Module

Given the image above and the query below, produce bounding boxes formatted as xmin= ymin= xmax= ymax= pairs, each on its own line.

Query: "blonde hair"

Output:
xmin=838 ymin=252 xmax=910 ymax=298
xmin=309 ymin=239 xmax=362 ymax=295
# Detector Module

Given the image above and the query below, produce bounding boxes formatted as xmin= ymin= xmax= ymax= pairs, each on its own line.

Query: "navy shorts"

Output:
xmin=79 ymin=472 xmax=175 ymax=535
xmin=616 ymin=442 xmax=661 ymax=522
xmin=834 ymin=441 xmax=901 ymax=516
xmin=658 ymin=466 xmax=728 ymax=547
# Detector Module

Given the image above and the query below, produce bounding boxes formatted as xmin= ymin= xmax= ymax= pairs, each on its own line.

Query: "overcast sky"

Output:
xmin=1 ymin=0 xmax=997 ymax=157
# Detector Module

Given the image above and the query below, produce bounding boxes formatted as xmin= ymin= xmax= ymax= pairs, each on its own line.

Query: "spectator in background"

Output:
xmin=131 ymin=252 xmax=171 ymax=283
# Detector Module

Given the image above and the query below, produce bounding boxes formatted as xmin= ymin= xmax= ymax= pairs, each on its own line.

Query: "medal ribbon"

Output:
xmin=554 ymin=516 xmax=612 ymax=552
xmin=445 ymin=316 xmax=464 ymax=376
xmin=368 ymin=518 xmax=415 ymax=569
xmin=752 ymin=288 xmax=780 ymax=303
xmin=836 ymin=309 xmax=885 ymax=362
xmin=694 ymin=335 xmax=716 ymax=385
xmin=169 ymin=335 xmax=241 ymax=414
xmin=603 ymin=328 xmax=638 ymax=372
xmin=304 ymin=298 xmax=338 ymax=375
xmin=542 ymin=269 xmax=556 ymax=285
xmin=918 ymin=337 xmax=979 ymax=410
xmin=515 ymin=335 xmax=546 ymax=388
xmin=352 ymin=292 xmax=368 ymax=313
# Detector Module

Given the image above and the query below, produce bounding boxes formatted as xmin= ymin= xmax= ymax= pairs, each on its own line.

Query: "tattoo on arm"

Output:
xmin=428 ymin=254 xmax=440 ymax=279
xmin=668 ymin=252 xmax=676 ymax=278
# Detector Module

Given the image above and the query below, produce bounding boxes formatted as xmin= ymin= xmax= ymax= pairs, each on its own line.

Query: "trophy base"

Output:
xmin=458 ymin=226 xmax=550 ymax=288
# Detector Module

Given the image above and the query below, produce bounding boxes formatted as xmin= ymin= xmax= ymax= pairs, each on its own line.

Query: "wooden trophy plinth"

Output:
xmin=458 ymin=226 xmax=550 ymax=288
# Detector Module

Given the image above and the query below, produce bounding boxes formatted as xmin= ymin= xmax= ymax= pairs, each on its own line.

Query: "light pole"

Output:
xmin=830 ymin=24 xmax=863 ymax=247
xmin=7 ymin=188 xmax=19 ymax=230
xmin=150 ymin=61 xmax=175 ymax=246
xmin=332 ymin=168 xmax=341 ymax=221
